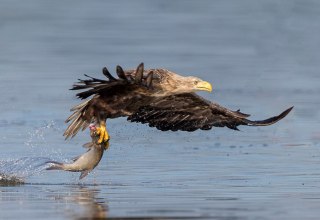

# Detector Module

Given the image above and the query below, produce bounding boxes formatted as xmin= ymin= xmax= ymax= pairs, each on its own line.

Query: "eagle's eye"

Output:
xmin=194 ymin=80 xmax=199 ymax=85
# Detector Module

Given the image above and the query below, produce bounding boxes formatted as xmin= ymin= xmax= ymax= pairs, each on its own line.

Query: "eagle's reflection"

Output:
xmin=57 ymin=185 xmax=108 ymax=219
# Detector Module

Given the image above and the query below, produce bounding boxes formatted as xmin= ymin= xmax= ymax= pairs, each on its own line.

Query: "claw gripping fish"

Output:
xmin=46 ymin=124 xmax=107 ymax=179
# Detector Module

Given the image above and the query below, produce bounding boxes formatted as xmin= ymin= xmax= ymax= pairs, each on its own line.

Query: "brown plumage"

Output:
xmin=63 ymin=63 xmax=293 ymax=139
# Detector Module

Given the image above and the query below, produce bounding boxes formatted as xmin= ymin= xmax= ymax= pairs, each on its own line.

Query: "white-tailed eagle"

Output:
xmin=64 ymin=63 xmax=293 ymax=143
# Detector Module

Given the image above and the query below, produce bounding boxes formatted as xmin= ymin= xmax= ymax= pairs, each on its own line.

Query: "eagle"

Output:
xmin=64 ymin=63 xmax=293 ymax=144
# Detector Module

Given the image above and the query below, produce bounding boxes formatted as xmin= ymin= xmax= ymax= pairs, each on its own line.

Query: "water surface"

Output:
xmin=0 ymin=0 xmax=320 ymax=219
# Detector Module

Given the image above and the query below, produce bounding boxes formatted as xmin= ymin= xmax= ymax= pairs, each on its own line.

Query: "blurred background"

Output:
xmin=0 ymin=0 xmax=319 ymax=219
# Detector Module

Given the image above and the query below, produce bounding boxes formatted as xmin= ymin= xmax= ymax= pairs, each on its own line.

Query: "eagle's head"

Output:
xmin=158 ymin=70 xmax=213 ymax=94
xmin=184 ymin=76 xmax=213 ymax=93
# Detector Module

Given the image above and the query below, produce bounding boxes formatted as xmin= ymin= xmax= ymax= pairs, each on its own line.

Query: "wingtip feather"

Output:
xmin=247 ymin=106 xmax=293 ymax=126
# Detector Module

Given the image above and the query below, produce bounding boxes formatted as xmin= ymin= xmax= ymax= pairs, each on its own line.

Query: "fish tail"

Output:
xmin=45 ymin=161 xmax=65 ymax=170
xmin=244 ymin=106 xmax=293 ymax=126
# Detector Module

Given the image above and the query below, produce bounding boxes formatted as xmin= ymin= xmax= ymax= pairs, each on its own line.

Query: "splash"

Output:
xmin=0 ymin=157 xmax=52 ymax=186
xmin=24 ymin=120 xmax=57 ymax=149
xmin=23 ymin=120 xmax=66 ymax=161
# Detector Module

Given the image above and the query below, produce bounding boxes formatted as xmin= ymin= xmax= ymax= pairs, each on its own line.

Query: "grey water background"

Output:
xmin=0 ymin=0 xmax=319 ymax=219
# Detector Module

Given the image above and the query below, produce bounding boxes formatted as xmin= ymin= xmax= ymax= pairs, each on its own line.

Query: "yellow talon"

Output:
xmin=103 ymin=131 xmax=110 ymax=143
xmin=95 ymin=124 xmax=110 ymax=145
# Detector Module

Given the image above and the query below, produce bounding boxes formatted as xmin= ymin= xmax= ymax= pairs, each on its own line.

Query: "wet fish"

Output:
xmin=46 ymin=124 xmax=108 ymax=179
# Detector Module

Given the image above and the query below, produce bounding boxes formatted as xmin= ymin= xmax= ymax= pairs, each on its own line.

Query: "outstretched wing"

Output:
xmin=128 ymin=93 xmax=293 ymax=132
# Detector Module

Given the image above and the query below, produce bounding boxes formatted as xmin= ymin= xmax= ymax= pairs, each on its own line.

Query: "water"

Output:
xmin=0 ymin=157 xmax=51 ymax=182
xmin=0 ymin=0 xmax=320 ymax=219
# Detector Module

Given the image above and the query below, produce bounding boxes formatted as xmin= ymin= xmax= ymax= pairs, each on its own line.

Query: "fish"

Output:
xmin=46 ymin=124 xmax=108 ymax=179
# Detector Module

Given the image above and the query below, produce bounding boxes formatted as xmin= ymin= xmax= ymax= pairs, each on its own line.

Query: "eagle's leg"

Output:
xmin=95 ymin=120 xmax=110 ymax=147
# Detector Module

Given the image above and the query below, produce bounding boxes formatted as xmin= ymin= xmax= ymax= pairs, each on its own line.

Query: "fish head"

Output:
xmin=89 ymin=124 xmax=99 ymax=140
xmin=88 ymin=124 xmax=109 ymax=149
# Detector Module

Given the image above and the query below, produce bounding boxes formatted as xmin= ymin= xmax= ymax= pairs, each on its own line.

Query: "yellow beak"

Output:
xmin=196 ymin=81 xmax=212 ymax=93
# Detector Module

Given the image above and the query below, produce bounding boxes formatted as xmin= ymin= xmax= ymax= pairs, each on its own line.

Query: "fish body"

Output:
xmin=46 ymin=125 xmax=107 ymax=179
